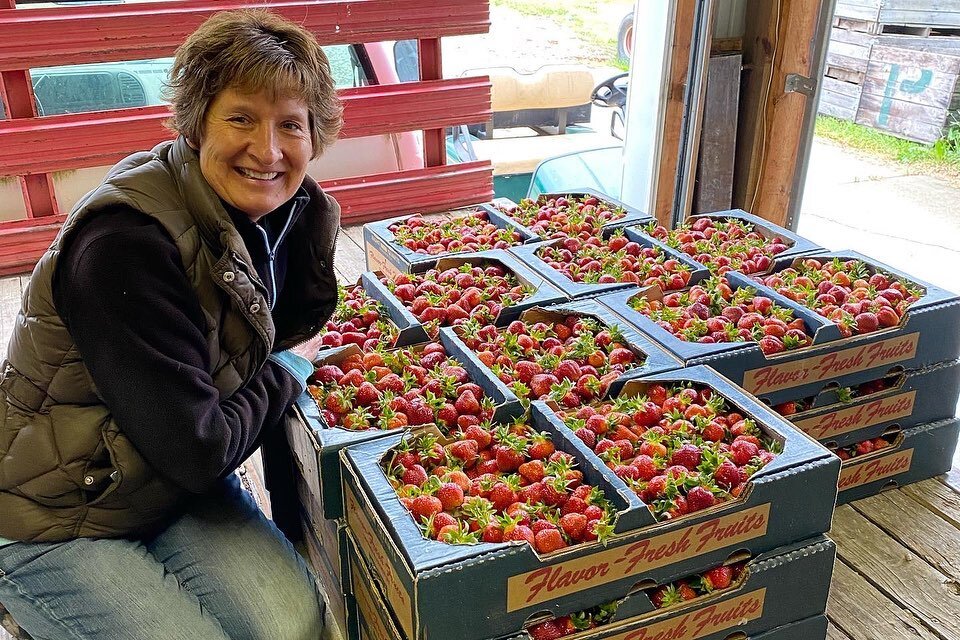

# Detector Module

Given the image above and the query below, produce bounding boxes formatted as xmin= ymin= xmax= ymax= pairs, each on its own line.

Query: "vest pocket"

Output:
xmin=82 ymin=432 xmax=122 ymax=507
xmin=0 ymin=361 xmax=47 ymax=414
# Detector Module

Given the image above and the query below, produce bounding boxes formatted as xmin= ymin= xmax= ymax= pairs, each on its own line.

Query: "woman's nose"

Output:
xmin=249 ymin=126 xmax=282 ymax=166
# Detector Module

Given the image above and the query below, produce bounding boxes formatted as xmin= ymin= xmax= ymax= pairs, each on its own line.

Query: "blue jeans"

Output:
xmin=0 ymin=474 xmax=324 ymax=640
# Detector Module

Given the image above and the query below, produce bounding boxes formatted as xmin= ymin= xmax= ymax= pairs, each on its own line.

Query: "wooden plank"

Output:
xmin=826 ymin=66 xmax=866 ymax=83
xmin=822 ymin=75 xmax=865 ymax=97
xmin=902 ymin=478 xmax=960 ymax=528
xmin=879 ymin=33 xmax=960 ymax=54
xmin=693 ymin=53 xmax=739 ymax=214
xmin=834 ymin=0 xmax=882 ymax=24
xmin=0 ymin=0 xmax=491 ymax=71
xmin=871 ymin=44 xmax=960 ymax=75
xmin=855 ymin=99 xmax=945 ymax=143
xmin=943 ymin=467 xmax=960 ymax=493
xmin=342 ymin=224 xmax=365 ymax=250
xmin=836 ymin=16 xmax=881 ymax=34
xmin=857 ymin=90 xmax=948 ymax=126
xmin=851 ymin=489 xmax=960 ymax=580
xmin=826 ymin=622 xmax=854 ymax=640
xmin=881 ymin=9 xmax=960 ymax=29
xmin=819 ymin=89 xmax=863 ymax=121
xmin=831 ymin=505 xmax=960 ymax=640
xmin=334 ymin=228 xmax=366 ymax=284
xmin=827 ymin=559 xmax=942 ymax=640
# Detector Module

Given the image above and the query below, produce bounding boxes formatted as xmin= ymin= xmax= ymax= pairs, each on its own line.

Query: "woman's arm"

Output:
xmin=53 ymin=209 xmax=306 ymax=494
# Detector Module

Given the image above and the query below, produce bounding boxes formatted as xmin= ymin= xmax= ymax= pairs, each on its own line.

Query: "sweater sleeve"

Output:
xmin=53 ymin=210 xmax=305 ymax=494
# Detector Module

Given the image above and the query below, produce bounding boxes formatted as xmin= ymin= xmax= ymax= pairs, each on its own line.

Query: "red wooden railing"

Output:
xmin=0 ymin=0 xmax=494 ymax=276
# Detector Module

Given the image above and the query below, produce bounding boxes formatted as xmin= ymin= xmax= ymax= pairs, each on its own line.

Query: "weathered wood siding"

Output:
xmin=855 ymin=44 xmax=960 ymax=143
xmin=819 ymin=76 xmax=864 ymax=120
xmin=833 ymin=0 xmax=882 ymax=23
xmin=879 ymin=0 xmax=960 ymax=29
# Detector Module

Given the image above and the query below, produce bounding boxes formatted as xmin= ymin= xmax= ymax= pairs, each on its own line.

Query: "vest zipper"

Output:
xmin=255 ymin=201 xmax=297 ymax=311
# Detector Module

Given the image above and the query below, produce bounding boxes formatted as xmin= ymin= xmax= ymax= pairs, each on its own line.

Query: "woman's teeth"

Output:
xmin=238 ymin=168 xmax=279 ymax=180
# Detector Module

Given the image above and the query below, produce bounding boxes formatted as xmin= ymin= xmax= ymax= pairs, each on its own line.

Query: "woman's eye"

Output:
xmin=228 ymin=116 xmax=249 ymax=124
xmin=283 ymin=121 xmax=304 ymax=131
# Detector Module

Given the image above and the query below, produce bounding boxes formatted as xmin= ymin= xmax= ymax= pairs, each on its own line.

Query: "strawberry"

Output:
xmin=504 ymin=524 xmax=535 ymax=545
xmin=489 ymin=483 xmax=517 ymax=512
xmin=528 ymin=435 xmax=556 ymax=460
xmin=401 ymin=464 xmax=428 ymax=487
xmin=529 ymin=373 xmax=560 ymax=399
xmin=670 ymin=444 xmax=702 ymax=470
xmin=559 ymin=513 xmax=588 ymax=541
xmin=518 ymin=460 xmax=546 ymax=483
xmin=528 ymin=621 xmax=566 ymax=640
xmin=703 ymin=565 xmax=734 ymax=591
xmin=496 ymin=447 xmax=526 ymax=472
xmin=574 ymin=427 xmax=597 ymax=450
xmin=448 ymin=439 xmax=479 ymax=467
xmin=633 ymin=455 xmax=659 ymax=481
xmin=410 ymin=495 xmax=443 ymax=522
xmin=406 ymin=400 xmax=434 ymax=426
xmin=481 ymin=524 xmax=503 ymax=543
xmin=714 ymin=460 xmax=742 ymax=489
xmin=730 ymin=439 xmax=759 ymax=466
xmin=312 ymin=365 xmax=343 ymax=384
xmin=534 ymin=528 xmax=567 ymax=554
xmin=454 ymin=390 xmax=481 ymax=416
xmin=437 ymin=482 xmax=465 ymax=511
xmin=686 ymin=486 xmax=716 ymax=512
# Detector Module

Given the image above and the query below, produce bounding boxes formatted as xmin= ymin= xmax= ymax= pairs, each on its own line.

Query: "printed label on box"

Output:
xmin=352 ymin=558 xmax=393 ymax=640
xmin=366 ymin=241 xmax=399 ymax=278
xmin=605 ymin=588 xmax=766 ymax=640
xmin=344 ymin=484 xmax=414 ymax=638
xmin=838 ymin=449 xmax=914 ymax=491
xmin=507 ymin=504 xmax=770 ymax=610
xmin=743 ymin=333 xmax=920 ymax=395
xmin=795 ymin=390 xmax=917 ymax=440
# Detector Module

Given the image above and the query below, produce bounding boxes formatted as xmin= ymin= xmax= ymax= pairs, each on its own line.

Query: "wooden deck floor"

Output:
xmin=1 ymin=222 xmax=959 ymax=640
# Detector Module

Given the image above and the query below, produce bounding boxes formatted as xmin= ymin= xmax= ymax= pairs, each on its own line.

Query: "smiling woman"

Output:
xmin=0 ymin=9 xmax=343 ymax=640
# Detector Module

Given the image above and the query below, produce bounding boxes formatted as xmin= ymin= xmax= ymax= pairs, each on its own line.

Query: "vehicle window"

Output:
xmin=394 ymin=40 xmax=420 ymax=82
xmin=32 ymin=71 xmax=146 ymax=115
xmin=324 ymin=44 xmax=369 ymax=88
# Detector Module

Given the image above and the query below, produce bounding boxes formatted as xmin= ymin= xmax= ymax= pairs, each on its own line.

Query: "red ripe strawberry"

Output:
xmin=703 ymin=565 xmax=734 ymax=590
xmin=534 ymin=528 xmax=567 ymax=554
xmin=855 ymin=439 xmax=875 ymax=455
xmin=529 ymin=373 xmax=560 ymax=399
xmin=463 ymin=424 xmax=492 ymax=449
xmin=670 ymin=444 xmax=702 ymax=470
xmin=586 ymin=413 xmax=609 ymax=435
xmin=454 ymin=390 xmax=482 ymax=416
xmin=714 ymin=460 xmax=742 ymax=489
xmin=496 ymin=447 xmax=526 ymax=472
xmin=647 ymin=384 xmax=669 ymax=405
xmin=377 ymin=373 xmax=405 ymax=394
xmin=584 ymin=504 xmax=604 ymax=521
xmin=448 ymin=439 xmax=480 ymax=467
xmin=482 ymin=524 xmax=503 ymax=543
xmin=401 ymin=464 xmax=428 ymax=487
xmin=554 ymin=360 xmax=582 ymax=382
xmin=517 ymin=482 xmax=544 ymax=505
xmin=406 ymin=400 xmax=434 ymax=426
xmin=528 ymin=437 xmax=556 ymax=460
xmin=433 ymin=511 xmax=458 ymax=532
xmin=312 ymin=365 xmax=344 ymax=384
xmin=608 ymin=347 xmax=635 ymax=366
xmin=529 ymin=621 xmax=566 ymax=640
xmin=437 ymin=482 xmax=465 ymax=511
xmin=876 ymin=306 xmax=900 ymax=328
xmin=561 ymin=496 xmax=588 ymax=515
xmin=677 ymin=581 xmax=697 ymax=601
xmin=574 ymin=427 xmax=597 ymax=450
xmin=559 ymin=512 xmax=588 ymax=541
xmin=686 ymin=486 xmax=716 ymax=512
xmin=634 ymin=401 xmax=663 ymax=428
xmin=854 ymin=312 xmax=879 ymax=334
xmin=489 ymin=483 xmax=517 ymax=512
xmin=410 ymin=495 xmax=443 ymax=522
xmin=731 ymin=440 xmax=760 ymax=466
xmin=518 ymin=460 xmax=546 ymax=483
xmin=633 ymin=455 xmax=659 ymax=481
xmin=504 ymin=524 xmax=535 ymax=545
xmin=702 ymin=421 xmax=726 ymax=442
xmin=614 ymin=464 xmax=640 ymax=481
xmin=644 ymin=475 xmax=669 ymax=501
xmin=437 ymin=403 xmax=459 ymax=428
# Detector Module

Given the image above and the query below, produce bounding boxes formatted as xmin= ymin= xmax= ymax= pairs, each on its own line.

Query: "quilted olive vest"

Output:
xmin=0 ymin=136 xmax=339 ymax=542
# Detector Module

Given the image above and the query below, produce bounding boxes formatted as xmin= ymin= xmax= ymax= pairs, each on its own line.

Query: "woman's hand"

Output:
xmin=287 ymin=332 xmax=326 ymax=362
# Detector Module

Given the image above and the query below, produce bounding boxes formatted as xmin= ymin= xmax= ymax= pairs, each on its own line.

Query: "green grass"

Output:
xmin=815 ymin=115 xmax=960 ymax=172
xmin=491 ymin=0 xmax=632 ymax=69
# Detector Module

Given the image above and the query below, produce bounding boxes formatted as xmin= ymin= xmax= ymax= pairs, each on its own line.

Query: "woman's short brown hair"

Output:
xmin=165 ymin=9 xmax=342 ymax=157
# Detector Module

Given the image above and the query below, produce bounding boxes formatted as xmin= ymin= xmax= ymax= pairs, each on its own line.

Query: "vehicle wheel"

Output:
xmin=617 ymin=13 xmax=634 ymax=65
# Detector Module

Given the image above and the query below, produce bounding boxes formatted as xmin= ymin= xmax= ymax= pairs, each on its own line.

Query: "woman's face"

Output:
xmin=197 ymin=86 xmax=313 ymax=220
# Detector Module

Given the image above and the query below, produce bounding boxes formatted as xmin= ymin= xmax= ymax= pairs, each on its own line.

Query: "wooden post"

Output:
xmin=418 ymin=37 xmax=447 ymax=167
xmin=735 ymin=0 xmax=828 ymax=227
xmin=0 ymin=0 xmax=59 ymax=219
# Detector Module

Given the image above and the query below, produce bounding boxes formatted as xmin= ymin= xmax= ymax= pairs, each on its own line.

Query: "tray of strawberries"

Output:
xmin=486 ymin=191 xmax=651 ymax=241
xmin=439 ymin=305 xmax=683 ymax=414
xmin=509 ymin=226 xmax=708 ymax=299
xmin=372 ymin=251 xmax=567 ymax=339
xmin=634 ymin=210 xmax=821 ymax=276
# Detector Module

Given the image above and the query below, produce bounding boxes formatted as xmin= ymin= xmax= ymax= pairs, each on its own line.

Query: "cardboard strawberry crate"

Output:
xmin=438 ymin=304 xmax=683 ymax=415
xmin=287 ymin=343 xmax=522 ymax=520
xmin=596 ymin=262 xmax=960 ymax=406
xmin=346 ymin=521 xmax=833 ymax=640
xmin=367 ymin=250 xmax=568 ymax=339
xmin=775 ymin=359 xmax=960 ymax=449
xmin=362 ymin=200 xmax=539 ymax=278
xmin=628 ymin=209 xmax=824 ymax=277
xmin=319 ymin=277 xmax=430 ymax=352
xmin=836 ymin=416 xmax=960 ymax=505
xmin=300 ymin=511 xmax=353 ymax=640
xmin=338 ymin=364 xmax=839 ymax=640
xmin=507 ymin=226 xmax=709 ymax=300
xmin=296 ymin=459 xmax=349 ymax=590
xmin=483 ymin=190 xmax=652 ymax=241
